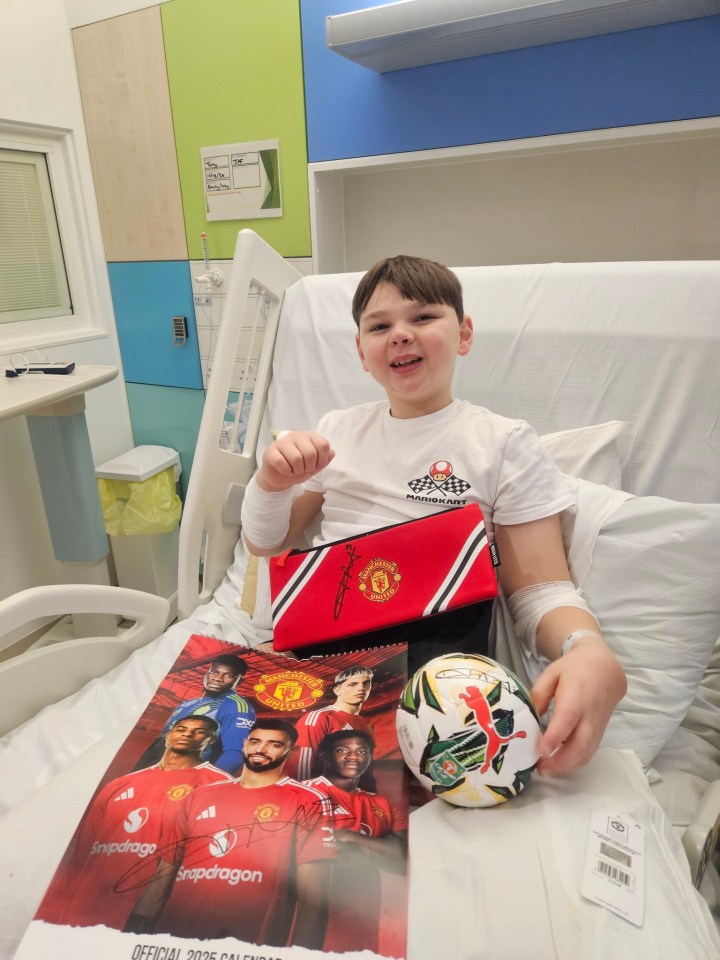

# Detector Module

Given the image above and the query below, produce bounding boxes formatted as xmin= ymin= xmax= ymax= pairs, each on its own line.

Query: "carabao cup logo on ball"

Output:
xmin=396 ymin=653 xmax=542 ymax=808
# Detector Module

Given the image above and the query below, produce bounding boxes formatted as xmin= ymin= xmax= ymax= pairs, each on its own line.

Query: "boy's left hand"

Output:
xmin=531 ymin=634 xmax=626 ymax=777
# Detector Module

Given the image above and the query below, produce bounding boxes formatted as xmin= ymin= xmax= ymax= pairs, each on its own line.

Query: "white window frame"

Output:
xmin=0 ymin=121 xmax=105 ymax=354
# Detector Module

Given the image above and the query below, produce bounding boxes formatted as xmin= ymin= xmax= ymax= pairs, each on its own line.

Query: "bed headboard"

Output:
xmin=179 ymin=231 xmax=720 ymax=619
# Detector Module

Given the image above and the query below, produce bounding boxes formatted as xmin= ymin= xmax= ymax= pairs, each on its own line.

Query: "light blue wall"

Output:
xmin=125 ymin=383 xmax=205 ymax=499
xmin=301 ymin=3 xmax=720 ymax=161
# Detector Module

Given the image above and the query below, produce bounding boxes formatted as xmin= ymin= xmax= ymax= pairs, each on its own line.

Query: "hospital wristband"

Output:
xmin=561 ymin=629 xmax=603 ymax=657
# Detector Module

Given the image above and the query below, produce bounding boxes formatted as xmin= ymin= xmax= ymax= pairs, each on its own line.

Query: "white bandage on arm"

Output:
xmin=240 ymin=475 xmax=296 ymax=550
xmin=506 ymin=580 xmax=593 ymax=660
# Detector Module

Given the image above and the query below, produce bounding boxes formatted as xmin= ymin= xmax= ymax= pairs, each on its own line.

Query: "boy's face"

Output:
xmin=355 ymin=281 xmax=473 ymax=419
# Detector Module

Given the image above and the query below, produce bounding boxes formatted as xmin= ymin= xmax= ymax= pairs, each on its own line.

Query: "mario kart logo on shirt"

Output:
xmin=358 ymin=558 xmax=401 ymax=603
xmin=407 ymin=459 xmax=471 ymax=503
xmin=254 ymin=669 xmax=325 ymax=712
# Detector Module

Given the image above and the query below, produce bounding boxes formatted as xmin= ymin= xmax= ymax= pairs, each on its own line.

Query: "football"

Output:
xmin=396 ymin=652 xmax=542 ymax=807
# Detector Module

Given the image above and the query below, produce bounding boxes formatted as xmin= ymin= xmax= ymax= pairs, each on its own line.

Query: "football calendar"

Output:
xmin=15 ymin=637 xmax=409 ymax=960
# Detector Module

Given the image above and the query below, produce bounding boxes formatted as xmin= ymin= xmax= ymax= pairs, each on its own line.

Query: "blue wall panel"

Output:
xmin=302 ymin=3 xmax=720 ymax=161
xmin=126 ymin=382 xmax=206 ymax=499
xmin=108 ymin=261 xmax=203 ymax=389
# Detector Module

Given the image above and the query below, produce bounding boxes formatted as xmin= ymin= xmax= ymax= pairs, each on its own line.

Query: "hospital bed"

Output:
xmin=1 ymin=230 xmax=719 ymax=959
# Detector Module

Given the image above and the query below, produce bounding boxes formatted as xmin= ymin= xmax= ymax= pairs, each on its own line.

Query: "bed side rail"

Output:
xmin=177 ymin=229 xmax=301 ymax=619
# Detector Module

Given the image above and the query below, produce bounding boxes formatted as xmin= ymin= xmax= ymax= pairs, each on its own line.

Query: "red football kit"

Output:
xmin=155 ymin=776 xmax=336 ymax=946
xmin=306 ymin=776 xmax=408 ymax=836
xmin=37 ymin=763 xmax=231 ymax=930
xmin=306 ymin=777 xmax=409 ymax=956
xmin=288 ymin=708 xmax=374 ymax=780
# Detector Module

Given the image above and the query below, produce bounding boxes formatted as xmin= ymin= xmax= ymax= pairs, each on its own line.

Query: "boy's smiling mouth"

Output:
xmin=390 ymin=357 xmax=422 ymax=368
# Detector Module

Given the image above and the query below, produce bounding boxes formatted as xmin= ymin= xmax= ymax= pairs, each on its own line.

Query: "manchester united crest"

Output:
xmin=254 ymin=669 xmax=325 ymax=712
xmin=166 ymin=783 xmax=193 ymax=802
xmin=253 ymin=802 xmax=280 ymax=822
xmin=358 ymin=558 xmax=401 ymax=603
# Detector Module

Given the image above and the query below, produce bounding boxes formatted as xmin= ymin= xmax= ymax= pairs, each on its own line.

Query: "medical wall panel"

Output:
xmin=125 ymin=383 xmax=206 ymax=500
xmin=301 ymin=1 xmax=720 ymax=162
xmin=72 ymin=7 xmax=187 ymax=262
xmin=161 ymin=0 xmax=311 ymax=261
xmin=108 ymin=261 xmax=203 ymax=390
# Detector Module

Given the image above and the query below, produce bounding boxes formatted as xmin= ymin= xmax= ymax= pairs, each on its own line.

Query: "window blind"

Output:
xmin=0 ymin=150 xmax=72 ymax=324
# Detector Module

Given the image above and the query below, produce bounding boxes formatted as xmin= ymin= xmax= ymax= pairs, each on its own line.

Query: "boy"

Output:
xmin=241 ymin=255 xmax=626 ymax=777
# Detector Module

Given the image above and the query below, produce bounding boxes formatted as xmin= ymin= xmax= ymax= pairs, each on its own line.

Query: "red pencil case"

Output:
xmin=269 ymin=503 xmax=499 ymax=652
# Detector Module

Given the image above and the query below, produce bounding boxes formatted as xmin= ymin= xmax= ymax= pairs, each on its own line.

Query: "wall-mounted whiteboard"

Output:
xmin=201 ymin=139 xmax=282 ymax=222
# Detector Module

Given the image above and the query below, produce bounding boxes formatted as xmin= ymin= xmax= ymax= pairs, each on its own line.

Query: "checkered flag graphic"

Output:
xmin=442 ymin=475 xmax=471 ymax=496
xmin=408 ymin=474 xmax=471 ymax=497
xmin=407 ymin=476 xmax=439 ymax=495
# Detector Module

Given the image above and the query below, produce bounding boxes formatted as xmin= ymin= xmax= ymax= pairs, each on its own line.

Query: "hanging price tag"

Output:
xmin=580 ymin=810 xmax=645 ymax=927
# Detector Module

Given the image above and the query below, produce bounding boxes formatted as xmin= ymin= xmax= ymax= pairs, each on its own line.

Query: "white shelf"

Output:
xmin=326 ymin=0 xmax=718 ymax=73
xmin=0 ymin=365 xmax=118 ymax=422
xmin=308 ymin=117 xmax=720 ymax=273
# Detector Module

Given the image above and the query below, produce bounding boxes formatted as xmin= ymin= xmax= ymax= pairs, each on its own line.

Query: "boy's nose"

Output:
xmin=390 ymin=324 xmax=413 ymax=345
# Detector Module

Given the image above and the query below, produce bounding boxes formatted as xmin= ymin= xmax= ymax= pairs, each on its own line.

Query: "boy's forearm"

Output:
xmin=243 ymin=486 xmax=325 ymax=557
xmin=240 ymin=477 xmax=295 ymax=555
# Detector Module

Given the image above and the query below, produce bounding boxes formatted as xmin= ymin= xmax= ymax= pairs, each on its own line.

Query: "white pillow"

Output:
xmin=581 ymin=485 xmax=720 ymax=767
xmin=540 ymin=420 xmax=630 ymax=489
xmin=493 ymin=477 xmax=720 ymax=769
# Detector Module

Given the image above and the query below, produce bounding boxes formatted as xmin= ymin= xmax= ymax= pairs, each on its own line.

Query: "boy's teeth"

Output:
xmin=392 ymin=358 xmax=420 ymax=367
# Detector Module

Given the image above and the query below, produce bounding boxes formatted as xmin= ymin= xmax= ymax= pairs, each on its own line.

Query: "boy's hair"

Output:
xmin=352 ymin=255 xmax=464 ymax=327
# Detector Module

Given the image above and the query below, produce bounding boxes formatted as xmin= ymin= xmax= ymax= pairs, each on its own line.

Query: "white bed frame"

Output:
xmin=1 ymin=231 xmax=719 ymax=956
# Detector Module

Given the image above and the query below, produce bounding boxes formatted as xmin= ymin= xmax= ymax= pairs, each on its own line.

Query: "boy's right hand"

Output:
xmin=256 ymin=431 xmax=334 ymax=492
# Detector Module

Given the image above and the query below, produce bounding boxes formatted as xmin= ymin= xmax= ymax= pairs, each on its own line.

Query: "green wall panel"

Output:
xmin=161 ymin=0 xmax=310 ymax=261
xmin=126 ymin=382 xmax=206 ymax=499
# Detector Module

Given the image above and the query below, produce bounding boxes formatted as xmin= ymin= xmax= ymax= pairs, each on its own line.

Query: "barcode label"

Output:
xmin=582 ymin=810 xmax=644 ymax=926
xmin=596 ymin=858 xmax=633 ymax=889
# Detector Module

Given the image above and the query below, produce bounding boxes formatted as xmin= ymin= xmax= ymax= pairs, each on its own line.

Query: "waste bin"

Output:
xmin=95 ymin=445 xmax=182 ymax=624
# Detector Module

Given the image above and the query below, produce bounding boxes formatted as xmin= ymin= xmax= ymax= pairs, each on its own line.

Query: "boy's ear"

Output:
xmin=458 ymin=315 xmax=473 ymax=356
xmin=355 ymin=335 xmax=370 ymax=372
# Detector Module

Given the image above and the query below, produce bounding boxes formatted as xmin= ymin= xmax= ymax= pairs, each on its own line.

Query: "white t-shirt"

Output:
xmin=304 ymin=398 xmax=574 ymax=544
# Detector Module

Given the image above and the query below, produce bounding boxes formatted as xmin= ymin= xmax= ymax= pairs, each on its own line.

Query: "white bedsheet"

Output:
xmin=409 ymin=750 xmax=720 ymax=959
xmin=1 ymin=598 xmax=719 ymax=959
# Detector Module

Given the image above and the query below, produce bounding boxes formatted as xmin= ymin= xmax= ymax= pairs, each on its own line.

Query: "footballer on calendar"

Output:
xmin=16 ymin=635 xmax=409 ymax=960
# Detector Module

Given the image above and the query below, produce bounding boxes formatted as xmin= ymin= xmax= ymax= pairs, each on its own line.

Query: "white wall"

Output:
xmin=0 ymin=0 xmax=133 ymax=598
xmin=66 ymin=0 xmax=170 ymax=28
